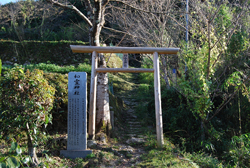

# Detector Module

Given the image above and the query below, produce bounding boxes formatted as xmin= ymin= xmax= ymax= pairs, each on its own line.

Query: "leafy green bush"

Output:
xmin=184 ymin=152 xmax=224 ymax=168
xmin=228 ymin=134 xmax=250 ymax=167
xmin=0 ymin=40 xmax=89 ymax=65
xmin=0 ymin=59 xmax=2 ymax=76
xmin=1 ymin=63 xmax=92 ymax=133
xmin=2 ymin=63 xmax=91 ymax=74
xmin=0 ymin=66 xmax=55 ymax=165
xmin=43 ymin=73 xmax=69 ymax=132
xmin=0 ymin=141 xmax=31 ymax=168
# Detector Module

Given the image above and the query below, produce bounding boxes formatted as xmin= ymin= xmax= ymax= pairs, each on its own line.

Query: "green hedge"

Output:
xmin=0 ymin=40 xmax=90 ymax=65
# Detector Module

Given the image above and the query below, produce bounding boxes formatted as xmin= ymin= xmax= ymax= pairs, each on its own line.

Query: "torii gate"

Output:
xmin=70 ymin=45 xmax=180 ymax=147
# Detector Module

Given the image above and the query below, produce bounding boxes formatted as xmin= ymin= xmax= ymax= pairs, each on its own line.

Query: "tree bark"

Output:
xmin=26 ymin=123 xmax=39 ymax=166
xmin=90 ymin=3 xmax=111 ymax=135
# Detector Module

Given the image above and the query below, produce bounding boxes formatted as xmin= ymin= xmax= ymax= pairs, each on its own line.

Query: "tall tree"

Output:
xmin=45 ymin=0 xmax=111 ymax=138
xmin=107 ymin=0 xmax=184 ymax=88
xmin=109 ymin=0 xmax=250 ymax=145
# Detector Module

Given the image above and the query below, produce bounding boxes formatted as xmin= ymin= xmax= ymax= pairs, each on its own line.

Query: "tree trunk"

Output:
xmin=91 ymin=22 xmax=111 ymax=135
xmin=96 ymin=72 xmax=111 ymax=131
xmin=26 ymin=123 xmax=39 ymax=166
xmin=161 ymin=55 xmax=170 ymax=89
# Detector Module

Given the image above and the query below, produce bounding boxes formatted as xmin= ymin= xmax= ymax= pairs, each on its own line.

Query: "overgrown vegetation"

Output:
xmin=0 ymin=40 xmax=89 ymax=65
xmin=0 ymin=66 xmax=55 ymax=165
xmin=1 ymin=0 xmax=250 ymax=167
xmin=2 ymin=62 xmax=91 ymax=74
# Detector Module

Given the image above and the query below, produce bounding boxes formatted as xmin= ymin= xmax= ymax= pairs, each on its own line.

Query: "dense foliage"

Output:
xmin=0 ymin=40 xmax=89 ymax=65
xmin=0 ymin=66 xmax=55 ymax=164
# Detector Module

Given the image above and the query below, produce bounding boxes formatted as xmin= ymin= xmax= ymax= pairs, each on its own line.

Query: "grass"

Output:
xmin=0 ymin=121 xmax=226 ymax=168
xmin=108 ymin=73 xmax=137 ymax=96
xmin=105 ymin=53 xmax=123 ymax=69
xmin=136 ymin=133 xmax=225 ymax=168
xmin=139 ymin=149 xmax=198 ymax=168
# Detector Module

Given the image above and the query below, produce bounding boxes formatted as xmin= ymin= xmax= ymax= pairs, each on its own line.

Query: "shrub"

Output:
xmin=184 ymin=152 xmax=224 ymax=168
xmin=0 ymin=59 xmax=2 ymax=76
xmin=0 ymin=66 xmax=55 ymax=165
xmin=43 ymin=73 xmax=68 ymax=132
xmin=0 ymin=141 xmax=31 ymax=168
xmin=228 ymin=134 xmax=250 ymax=167
xmin=2 ymin=63 xmax=92 ymax=74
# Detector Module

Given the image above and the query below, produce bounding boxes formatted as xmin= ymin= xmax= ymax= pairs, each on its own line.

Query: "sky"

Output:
xmin=0 ymin=0 xmax=15 ymax=5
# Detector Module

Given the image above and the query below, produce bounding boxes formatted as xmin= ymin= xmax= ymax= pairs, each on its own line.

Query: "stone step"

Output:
xmin=127 ymin=125 xmax=141 ymax=127
xmin=125 ymin=134 xmax=137 ymax=137
xmin=127 ymin=122 xmax=141 ymax=124
xmin=126 ymin=121 xmax=139 ymax=124
xmin=126 ymin=117 xmax=138 ymax=120
xmin=128 ymin=126 xmax=142 ymax=129
xmin=123 ymin=100 xmax=138 ymax=104
xmin=126 ymin=109 xmax=135 ymax=113
xmin=128 ymin=128 xmax=142 ymax=130
xmin=128 ymin=130 xmax=142 ymax=132
xmin=128 ymin=127 xmax=143 ymax=130
xmin=125 ymin=134 xmax=145 ymax=138
xmin=128 ymin=128 xmax=143 ymax=131
xmin=129 ymin=131 xmax=143 ymax=134
xmin=127 ymin=124 xmax=141 ymax=127
xmin=126 ymin=113 xmax=137 ymax=117
xmin=128 ymin=115 xmax=137 ymax=119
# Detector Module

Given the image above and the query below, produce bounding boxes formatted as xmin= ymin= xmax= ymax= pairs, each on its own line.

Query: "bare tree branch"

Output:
xmin=207 ymin=74 xmax=250 ymax=123
xmin=84 ymin=0 xmax=93 ymax=16
xmin=110 ymin=0 xmax=186 ymax=30
xmin=103 ymin=26 xmax=145 ymax=40
xmin=45 ymin=0 xmax=93 ymax=27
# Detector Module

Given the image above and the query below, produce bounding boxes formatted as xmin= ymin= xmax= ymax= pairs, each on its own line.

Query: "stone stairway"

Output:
xmin=114 ymin=73 xmax=146 ymax=139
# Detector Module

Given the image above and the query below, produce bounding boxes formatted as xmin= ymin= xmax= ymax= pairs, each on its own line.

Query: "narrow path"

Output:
xmin=115 ymin=73 xmax=145 ymax=138
xmin=87 ymin=72 xmax=151 ymax=167
xmin=112 ymin=72 xmax=147 ymax=167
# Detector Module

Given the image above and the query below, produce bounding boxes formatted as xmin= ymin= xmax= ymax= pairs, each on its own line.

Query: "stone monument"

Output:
xmin=60 ymin=72 xmax=92 ymax=158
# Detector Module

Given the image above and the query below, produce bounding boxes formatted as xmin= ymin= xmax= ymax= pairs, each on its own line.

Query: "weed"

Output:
xmin=86 ymin=153 xmax=96 ymax=159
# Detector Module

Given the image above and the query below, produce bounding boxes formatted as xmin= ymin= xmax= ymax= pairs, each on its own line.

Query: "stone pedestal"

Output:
xmin=60 ymin=72 xmax=92 ymax=158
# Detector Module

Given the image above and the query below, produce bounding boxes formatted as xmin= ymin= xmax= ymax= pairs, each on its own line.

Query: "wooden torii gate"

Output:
xmin=70 ymin=45 xmax=180 ymax=147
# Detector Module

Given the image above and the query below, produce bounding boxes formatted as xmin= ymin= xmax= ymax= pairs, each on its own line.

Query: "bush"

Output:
xmin=0 ymin=66 xmax=55 ymax=165
xmin=2 ymin=63 xmax=91 ymax=74
xmin=43 ymin=72 xmax=69 ymax=132
xmin=228 ymin=134 xmax=250 ymax=167
xmin=184 ymin=152 xmax=224 ymax=168
xmin=0 ymin=40 xmax=89 ymax=65
xmin=0 ymin=141 xmax=31 ymax=168
xmin=136 ymin=87 xmax=201 ymax=152
xmin=0 ymin=59 xmax=2 ymax=76
xmin=1 ymin=63 xmax=92 ymax=133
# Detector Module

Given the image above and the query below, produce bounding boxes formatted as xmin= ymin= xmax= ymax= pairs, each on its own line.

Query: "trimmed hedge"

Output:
xmin=0 ymin=40 xmax=90 ymax=65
